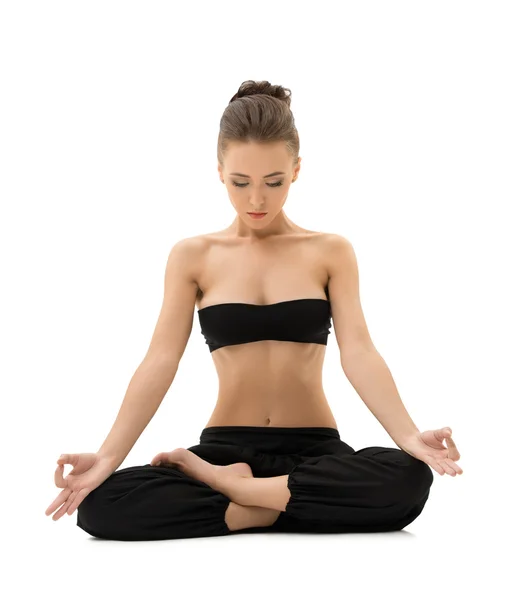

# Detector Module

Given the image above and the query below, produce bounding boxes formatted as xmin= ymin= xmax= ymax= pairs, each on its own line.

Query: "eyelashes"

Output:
xmin=232 ymin=181 xmax=284 ymax=188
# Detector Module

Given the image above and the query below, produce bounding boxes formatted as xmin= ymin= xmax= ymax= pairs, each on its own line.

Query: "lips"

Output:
xmin=248 ymin=212 xmax=267 ymax=215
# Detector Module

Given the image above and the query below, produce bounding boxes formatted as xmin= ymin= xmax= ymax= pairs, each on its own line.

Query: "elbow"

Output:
xmin=340 ymin=345 xmax=378 ymax=370
xmin=140 ymin=354 xmax=180 ymax=383
xmin=143 ymin=351 xmax=181 ymax=370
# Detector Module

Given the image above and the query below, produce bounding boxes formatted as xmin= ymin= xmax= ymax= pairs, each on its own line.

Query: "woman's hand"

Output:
xmin=399 ymin=427 xmax=463 ymax=476
xmin=45 ymin=453 xmax=116 ymax=521
xmin=150 ymin=450 xmax=182 ymax=468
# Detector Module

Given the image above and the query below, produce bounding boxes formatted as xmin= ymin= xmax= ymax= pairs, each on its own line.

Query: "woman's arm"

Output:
xmin=341 ymin=349 xmax=421 ymax=446
xmin=325 ymin=234 xmax=420 ymax=446
xmin=97 ymin=357 xmax=180 ymax=469
xmin=97 ymin=237 xmax=201 ymax=468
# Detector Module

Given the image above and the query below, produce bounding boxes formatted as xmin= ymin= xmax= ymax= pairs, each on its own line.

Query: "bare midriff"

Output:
xmin=203 ymin=340 xmax=338 ymax=428
xmin=195 ymin=227 xmax=339 ymax=430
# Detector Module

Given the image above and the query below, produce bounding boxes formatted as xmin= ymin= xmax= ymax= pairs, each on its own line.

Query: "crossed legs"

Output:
xmin=221 ymin=473 xmax=291 ymax=531
xmin=225 ymin=502 xmax=281 ymax=531
xmin=219 ymin=474 xmax=291 ymax=511
xmin=157 ymin=448 xmax=291 ymax=531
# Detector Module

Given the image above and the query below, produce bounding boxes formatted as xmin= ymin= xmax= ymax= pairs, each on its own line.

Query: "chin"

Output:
xmin=246 ymin=218 xmax=269 ymax=226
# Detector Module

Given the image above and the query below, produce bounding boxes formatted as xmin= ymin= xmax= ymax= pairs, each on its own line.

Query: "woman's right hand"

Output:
xmin=45 ymin=453 xmax=117 ymax=521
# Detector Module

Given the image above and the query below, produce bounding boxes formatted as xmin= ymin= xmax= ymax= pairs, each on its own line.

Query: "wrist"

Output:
xmin=98 ymin=451 xmax=123 ymax=469
xmin=395 ymin=430 xmax=421 ymax=450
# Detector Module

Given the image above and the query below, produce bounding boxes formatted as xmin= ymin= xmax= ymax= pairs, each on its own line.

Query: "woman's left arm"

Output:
xmin=342 ymin=349 xmax=463 ymax=477
xmin=342 ymin=347 xmax=421 ymax=445
xmin=325 ymin=234 xmax=463 ymax=477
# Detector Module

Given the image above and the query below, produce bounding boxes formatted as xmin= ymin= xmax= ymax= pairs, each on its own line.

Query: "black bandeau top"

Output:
xmin=197 ymin=286 xmax=332 ymax=353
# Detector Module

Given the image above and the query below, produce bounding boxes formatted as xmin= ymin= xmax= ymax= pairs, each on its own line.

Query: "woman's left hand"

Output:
xmin=399 ymin=427 xmax=463 ymax=476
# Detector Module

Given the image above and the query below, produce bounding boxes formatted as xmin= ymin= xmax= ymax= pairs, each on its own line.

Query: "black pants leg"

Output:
xmin=76 ymin=461 xmax=233 ymax=541
xmin=275 ymin=441 xmax=434 ymax=534
xmin=76 ymin=426 xmax=433 ymax=540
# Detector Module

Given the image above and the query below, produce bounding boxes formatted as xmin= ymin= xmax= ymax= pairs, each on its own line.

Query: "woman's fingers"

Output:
xmin=54 ymin=463 xmax=67 ymax=488
xmin=151 ymin=452 xmax=180 ymax=467
xmin=63 ymin=490 xmax=77 ymax=516
xmin=445 ymin=457 xmax=463 ymax=475
xmin=151 ymin=453 xmax=166 ymax=466
xmin=66 ymin=488 xmax=90 ymax=516
xmin=442 ymin=429 xmax=461 ymax=461
xmin=47 ymin=460 xmax=74 ymax=517
xmin=52 ymin=496 xmax=73 ymax=521
xmin=437 ymin=458 xmax=456 ymax=476
xmin=428 ymin=457 xmax=445 ymax=476
xmin=445 ymin=436 xmax=460 ymax=461
xmin=427 ymin=455 xmax=463 ymax=477
xmin=45 ymin=487 xmax=71 ymax=517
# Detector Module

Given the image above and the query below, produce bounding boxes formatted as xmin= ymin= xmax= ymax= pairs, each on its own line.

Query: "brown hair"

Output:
xmin=217 ymin=80 xmax=300 ymax=168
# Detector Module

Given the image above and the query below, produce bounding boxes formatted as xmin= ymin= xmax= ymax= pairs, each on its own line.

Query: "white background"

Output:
xmin=2 ymin=1 xmax=507 ymax=598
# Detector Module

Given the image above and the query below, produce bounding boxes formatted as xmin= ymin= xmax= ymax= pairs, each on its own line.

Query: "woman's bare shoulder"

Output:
xmin=317 ymin=231 xmax=350 ymax=247
xmin=175 ymin=232 xmax=217 ymax=250
xmin=172 ymin=231 xmax=227 ymax=266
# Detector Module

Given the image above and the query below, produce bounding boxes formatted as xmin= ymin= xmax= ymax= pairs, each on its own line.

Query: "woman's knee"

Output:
xmin=364 ymin=448 xmax=433 ymax=507
xmin=397 ymin=452 xmax=434 ymax=503
xmin=364 ymin=447 xmax=433 ymax=499
xmin=76 ymin=480 xmax=119 ymax=539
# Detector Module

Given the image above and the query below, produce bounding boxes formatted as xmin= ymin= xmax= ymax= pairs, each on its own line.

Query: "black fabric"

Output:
xmin=76 ymin=426 xmax=434 ymax=541
xmin=197 ymin=292 xmax=332 ymax=353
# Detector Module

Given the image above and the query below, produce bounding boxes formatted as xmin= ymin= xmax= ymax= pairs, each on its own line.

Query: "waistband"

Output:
xmin=199 ymin=425 xmax=341 ymax=455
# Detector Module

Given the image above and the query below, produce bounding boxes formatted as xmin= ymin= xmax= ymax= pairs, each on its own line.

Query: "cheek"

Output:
xmin=277 ymin=187 xmax=289 ymax=202
xmin=229 ymin=191 xmax=243 ymax=204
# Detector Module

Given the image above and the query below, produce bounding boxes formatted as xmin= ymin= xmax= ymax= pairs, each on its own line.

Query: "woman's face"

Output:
xmin=219 ymin=141 xmax=300 ymax=226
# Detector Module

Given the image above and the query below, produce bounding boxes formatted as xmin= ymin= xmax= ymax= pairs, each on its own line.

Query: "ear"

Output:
xmin=292 ymin=157 xmax=302 ymax=182
xmin=218 ymin=164 xmax=224 ymax=184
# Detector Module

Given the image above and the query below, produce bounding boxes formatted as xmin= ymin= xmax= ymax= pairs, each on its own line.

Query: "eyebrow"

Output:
xmin=229 ymin=171 xmax=286 ymax=178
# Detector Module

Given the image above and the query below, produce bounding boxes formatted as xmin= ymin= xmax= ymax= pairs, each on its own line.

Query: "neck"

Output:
xmin=228 ymin=210 xmax=299 ymax=242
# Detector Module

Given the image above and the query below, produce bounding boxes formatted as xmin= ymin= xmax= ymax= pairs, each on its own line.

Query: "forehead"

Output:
xmin=224 ymin=141 xmax=291 ymax=173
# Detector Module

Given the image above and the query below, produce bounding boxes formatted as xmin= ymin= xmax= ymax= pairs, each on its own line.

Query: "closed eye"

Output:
xmin=232 ymin=181 xmax=284 ymax=188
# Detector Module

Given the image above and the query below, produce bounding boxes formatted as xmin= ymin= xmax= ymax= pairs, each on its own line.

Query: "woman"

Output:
xmin=45 ymin=80 xmax=463 ymax=541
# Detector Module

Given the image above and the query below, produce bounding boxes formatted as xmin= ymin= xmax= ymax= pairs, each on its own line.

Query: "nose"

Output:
xmin=249 ymin=198 xmax=266 ymax=211
xmin=247 ymin=188 xmax=268 ymax=211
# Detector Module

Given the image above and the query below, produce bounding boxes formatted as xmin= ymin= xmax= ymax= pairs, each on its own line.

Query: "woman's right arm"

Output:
xmin=96 ymin=357 xmax=180 ymax=470
xmin=45 ymin=238 xmax=202 ymax=520
xmin=96 ymin=237 xmax=202 ymax=470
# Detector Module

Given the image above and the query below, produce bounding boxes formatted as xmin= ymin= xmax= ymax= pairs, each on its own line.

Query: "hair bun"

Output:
xmin=230 ymin=80 xmax=292 ymax=107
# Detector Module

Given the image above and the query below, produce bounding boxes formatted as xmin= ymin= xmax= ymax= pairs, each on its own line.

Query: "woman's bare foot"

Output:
xmin=151 ymin=448 xmax=253 ymax=490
